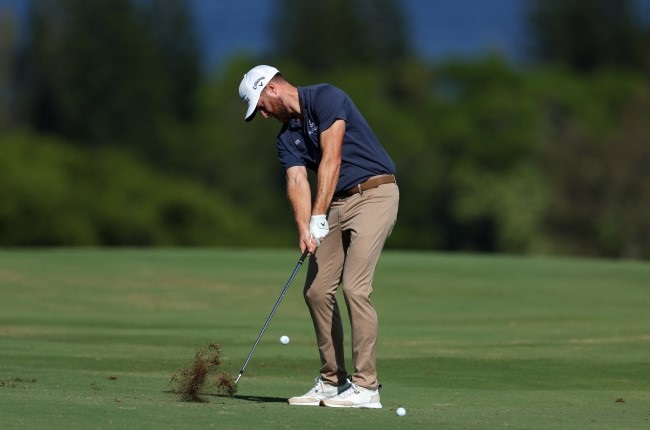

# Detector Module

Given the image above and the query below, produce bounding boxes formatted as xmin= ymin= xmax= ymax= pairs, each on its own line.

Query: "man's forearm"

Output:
xmin=312 ymin=157 xmax=340 ymax=215
xmin=313 ymin=119 xmax=344 ymax=215
xmin=287 ymin=173 xmax=312 ymax=232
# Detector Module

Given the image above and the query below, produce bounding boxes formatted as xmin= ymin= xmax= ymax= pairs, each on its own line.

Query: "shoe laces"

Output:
xmin=337 ymin=383 xmax=361 ymax=398
xmin=312 ymin=378 xmax=326 ymax=394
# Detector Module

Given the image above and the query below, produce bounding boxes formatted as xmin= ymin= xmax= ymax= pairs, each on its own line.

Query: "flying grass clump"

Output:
xmin=170 ymin=342 xmax=237 ymax=402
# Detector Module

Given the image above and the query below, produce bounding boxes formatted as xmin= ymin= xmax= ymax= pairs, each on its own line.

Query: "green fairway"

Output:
xmin=1 ymin=249 xmax=649 ymax=429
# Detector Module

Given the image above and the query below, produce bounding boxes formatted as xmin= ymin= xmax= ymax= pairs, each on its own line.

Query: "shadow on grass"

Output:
xmin=165 ymin=390 xmax=287 ymax=403
xmin=231 ymin=394 xmax=288 ymax=403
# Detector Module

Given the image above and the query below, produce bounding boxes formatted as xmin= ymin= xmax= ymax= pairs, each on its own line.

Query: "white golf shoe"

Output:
xmin=287 ymin=378 xmax=351 ymax=406
xmin=320 ymin=382 xmax=382 ymax=408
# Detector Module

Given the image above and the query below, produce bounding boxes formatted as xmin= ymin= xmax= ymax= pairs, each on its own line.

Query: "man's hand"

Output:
xmin=309 ymin=215 xmax=329 ymax=246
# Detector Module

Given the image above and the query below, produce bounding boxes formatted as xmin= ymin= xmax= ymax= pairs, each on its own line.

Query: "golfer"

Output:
xmin=239 ymin=65 xmax=398 ymax=409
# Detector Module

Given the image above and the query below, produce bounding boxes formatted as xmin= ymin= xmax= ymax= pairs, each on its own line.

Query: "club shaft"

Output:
xmin=235 ymin=250 xmax=309 ymax=384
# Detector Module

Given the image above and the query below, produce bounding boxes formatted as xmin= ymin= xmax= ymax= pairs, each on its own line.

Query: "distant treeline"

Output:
xmin=0 ymin=0 xmax=649 ymax=259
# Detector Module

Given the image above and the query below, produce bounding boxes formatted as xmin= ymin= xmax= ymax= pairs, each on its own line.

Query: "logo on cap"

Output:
xmin=253 ymin=77 xmax=265 ymax=90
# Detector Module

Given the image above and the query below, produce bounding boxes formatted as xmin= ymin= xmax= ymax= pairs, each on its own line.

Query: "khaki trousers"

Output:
xmin=303 ymin=181 xmax=399 ymax=390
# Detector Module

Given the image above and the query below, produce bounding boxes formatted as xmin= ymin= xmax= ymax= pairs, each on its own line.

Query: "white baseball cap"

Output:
xmin=239 ymin=65 xmax=280 ymax=122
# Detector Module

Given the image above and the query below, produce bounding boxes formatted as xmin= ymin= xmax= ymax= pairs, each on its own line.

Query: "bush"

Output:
xmin=0 ymin=132 xmax=267 ymax=246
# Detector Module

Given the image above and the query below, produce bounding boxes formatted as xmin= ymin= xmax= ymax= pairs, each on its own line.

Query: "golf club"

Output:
xmin=234 ymin=249 xmax=309 ymax=384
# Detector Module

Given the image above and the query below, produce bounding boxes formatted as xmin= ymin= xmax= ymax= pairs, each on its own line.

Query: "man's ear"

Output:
xmin=264 ymin=82 xmax=277 ymax=96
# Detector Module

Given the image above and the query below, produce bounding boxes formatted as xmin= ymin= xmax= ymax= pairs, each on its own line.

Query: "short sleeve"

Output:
xmin=312 ymin=85 xmax=348 ymax=132
xmin=276 ymin=132 xmax=304 ymax=170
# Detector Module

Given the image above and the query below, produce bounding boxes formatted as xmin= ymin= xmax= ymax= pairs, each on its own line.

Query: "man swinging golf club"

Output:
xmin=239 ymin=65 xmax=399 ymax=409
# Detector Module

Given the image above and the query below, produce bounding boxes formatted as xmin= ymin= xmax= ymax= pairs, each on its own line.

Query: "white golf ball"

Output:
xmin=280 ymin=335 xmax=290 ymax=345
xmin=396 ymin=407 xmax=406 ymax=416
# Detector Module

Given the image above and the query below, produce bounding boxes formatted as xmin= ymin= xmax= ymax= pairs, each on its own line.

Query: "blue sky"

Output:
xmin=0 ymin=0 xmax=530 ymax=70
xmin=2 ymin=0 xmax=650 ymax=72
xmin=189 ymin=0 xmax=528 ymax=70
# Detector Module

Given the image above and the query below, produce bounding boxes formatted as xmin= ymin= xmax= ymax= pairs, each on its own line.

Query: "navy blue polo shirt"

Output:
xmin=276 ymin=84 xmax=396 ymax=193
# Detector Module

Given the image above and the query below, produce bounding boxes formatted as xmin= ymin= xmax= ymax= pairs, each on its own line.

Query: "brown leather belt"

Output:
xmin=333 ymin=174 xmax=396 ymax=199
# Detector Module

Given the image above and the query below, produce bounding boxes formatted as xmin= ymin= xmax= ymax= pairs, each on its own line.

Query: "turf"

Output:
xmin=0 ymin=248 xmax=648 ymax=429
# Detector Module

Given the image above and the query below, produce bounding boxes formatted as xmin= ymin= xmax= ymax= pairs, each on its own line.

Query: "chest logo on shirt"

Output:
xmin=307 ymin=119 xmax=318 ymax=137
xmin=294 ymin=139 xmax=301 ymax=146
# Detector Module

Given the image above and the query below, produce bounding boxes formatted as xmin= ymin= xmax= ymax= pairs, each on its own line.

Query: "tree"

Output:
xmin=17 ymin=0 xmax=201 ymax=162
xmin=0 ymin=7 xmax=16 ymax=128
xmin=272 ymin=0 xmax=411 ymax=71
xmin=140 ymin=0 xmax=201 ymax=122
xmin=527 ymin=0 xmax=650 ymax=72
xmin=537 ymin=73 xmax=650 ymax=258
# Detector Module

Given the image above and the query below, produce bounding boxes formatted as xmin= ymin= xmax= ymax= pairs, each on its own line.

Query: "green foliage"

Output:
xmin=403 ymin=57 xmax=545 ymax=252
xmin=5 ymin=51 xmax=650 ymax=258
xmin=140 ymin=0 xmax=201 ymax=122
xmin=452 ymin=163 xmax=550 ymax=253
xmin=527 ymin=0 xmax=650 ymax=72
xmin=535 ymin=72 xmax=650 ymax=258
xmin=272 ymin=0 xmax=411 ymax=71
xmin=0 ymin=132 xmax=264 ymax=246
xmin=207 ymin=57 xmax=650 ymax=258
xmin=426 ymin=59 xmax=650 ymax=257
xmin=185 ymin=58 xmax=297 ymax=245
xmin=3 ymin=0 xmax=650 ymax=258
xmin=17 ymin=0 xmax=200 ymax=164
xmin=0 ymin=7 xmax=17 ymax=128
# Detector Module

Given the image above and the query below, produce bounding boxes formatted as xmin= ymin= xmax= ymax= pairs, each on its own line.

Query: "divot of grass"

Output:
xmin=169 ymin=342 xmax=237 ymax=402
